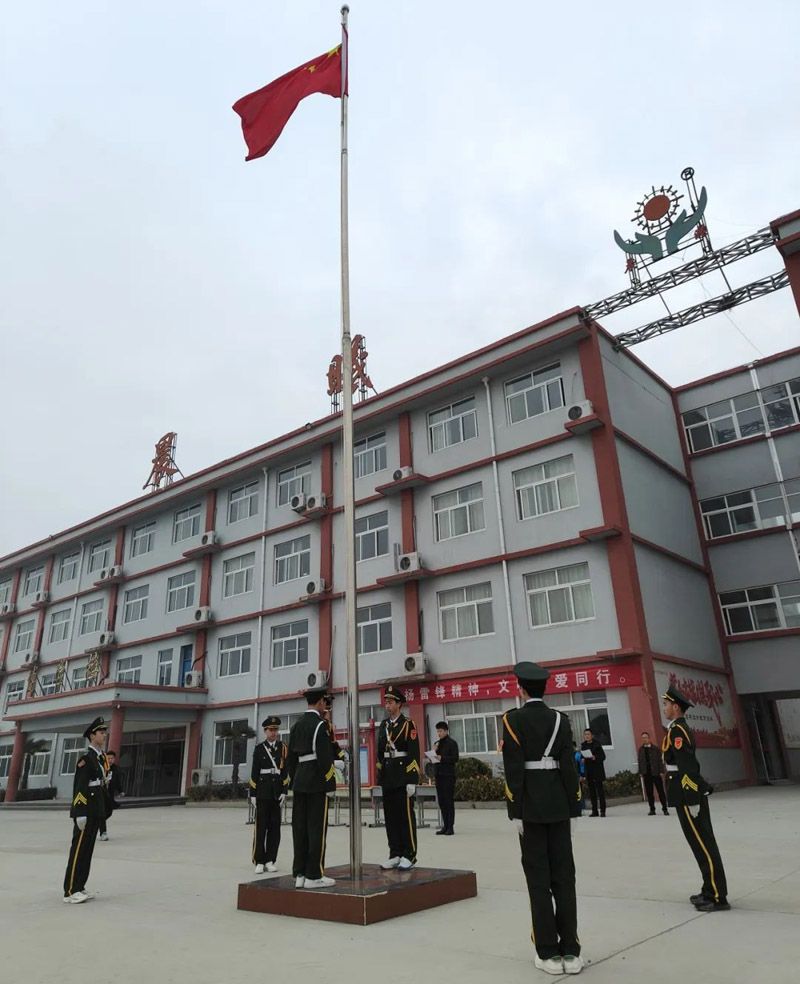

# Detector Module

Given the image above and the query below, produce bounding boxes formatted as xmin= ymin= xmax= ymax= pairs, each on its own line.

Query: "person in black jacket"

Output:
xmin=63 ymin=717 xmax=109 ymax=904
xmin=98 ymin=750 xmax=123 ymax=841
xmin=249 ymin=715 xmax=289 ymax=873
xmin=376 ymin=685 xmax=421 ymax=870
xmin=580 ymin=728 xmax=607 ymax=817
xmin=433 ymin=721 xmax=459 ymax=835
xmin=502 ymin=662 xmax=583 ymax=976
xmin=638 ymin=732 xmax=669 ymax=816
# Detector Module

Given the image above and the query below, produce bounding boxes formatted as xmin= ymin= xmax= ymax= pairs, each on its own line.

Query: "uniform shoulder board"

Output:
xmin=410 ymin=728 xmax=417 ymax=740
xmin=77 ymin=759 xmax=85 ymax=768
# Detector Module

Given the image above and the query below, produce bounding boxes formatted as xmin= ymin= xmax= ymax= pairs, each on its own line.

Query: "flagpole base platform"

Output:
xmin=237 ymin=864 xmax=477 ymax=925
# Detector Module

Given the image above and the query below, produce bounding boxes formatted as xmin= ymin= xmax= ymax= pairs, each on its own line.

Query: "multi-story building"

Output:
xmin=2 ymin=206 xmax=799 ymax=801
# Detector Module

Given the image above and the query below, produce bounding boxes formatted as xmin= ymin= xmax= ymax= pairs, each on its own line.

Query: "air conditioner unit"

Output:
xmin=290 ymin=493 xmax=308 ymax=513
xmin=185 ymin=670 xmax=204 ymax=688
xmin=403 ymin=653 xmax=429 ymax=675
xmin=193 ymin=606 xmax=213 ymax=624
xmin=191 ymin=767 xmax=210 ymax=786
xmin=98 ymin=631 xmax=116 ymax=647
xmin=305 ymin=577 xmax=328 ymax=596
xmin=567 ymin=400 xmax=594 ymax=421
xmin=34 ymin=590 xmax=50 ymax=604
xmin=305 ymin=493 xmax=327 ymax=511
xmin=99 ymin=565 xmax=122 ymax=582
xmin=397 ymin=551 xmax=421 ymax=573
xmin=306 ymin=669 xmax=329 ymax=688
xmin=1 ymin=603 xmax=16 ymax=616
xmin=393 ymin=465 xmax=413 ymax=482
xmin=200 ymin=530 xmax=218 ymax=547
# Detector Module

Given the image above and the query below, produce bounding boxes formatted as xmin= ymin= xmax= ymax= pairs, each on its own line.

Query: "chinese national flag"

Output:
xmin=233 ymin=45 xmax=343 ymax=161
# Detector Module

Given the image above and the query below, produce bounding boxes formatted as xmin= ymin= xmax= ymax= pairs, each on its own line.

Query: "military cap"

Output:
xmin=383 ymin=684 xmax=406 ymax=703
xmin=304 ymin=686 xmax=329 ymax=703
xmin=83 ymin=716 xmax=107 ymax=739
xmin=513 ymin=661 xmax=550 ymax=697
xmin=262 ymin=715 xmax=281 ymax=729
xmin=662 ymin=684 xmax=693 ymax=712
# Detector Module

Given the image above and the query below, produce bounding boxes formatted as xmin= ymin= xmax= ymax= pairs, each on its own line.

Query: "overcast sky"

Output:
xmin=1 ymin=1 xmax=799 ymax=558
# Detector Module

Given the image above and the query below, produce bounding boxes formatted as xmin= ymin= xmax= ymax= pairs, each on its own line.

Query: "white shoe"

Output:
xmin=304 ymin=876 xmax=336 ymax=889
xmin=99 ymin=833 xmax=109 ymax=841
xmin=380 ymin=857 xmax=401 ymax=870
xmin=294 ymin=876 xmax=306 ymax=889
xmin=265 ymin=862 xmax=277 ymax=872
xmin=563 ymin=956 xmax=584 ymax=975
xmin=534 ymin=955 xmax=564 ymax=975
xmin=254 ymin=864 xmax=265 ymax=874
xmin=62 ymin=892 xmax=88 ymax=904
xmin=80 ymin=890 xmax=95 ymax=900
xmin=397 ymin=857 xmax=415 ymax=870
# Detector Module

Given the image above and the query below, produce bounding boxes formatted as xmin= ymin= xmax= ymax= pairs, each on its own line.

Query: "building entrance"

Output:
xmin=741 ymin=696 xmax=787 ymax=783
xmin=119 ymin=727 xmax=185 ymax=797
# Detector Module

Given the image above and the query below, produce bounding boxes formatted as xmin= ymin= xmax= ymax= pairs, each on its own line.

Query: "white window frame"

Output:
xmin=355 ymin=511 xmax=389 ymax=562
xmin=356 ymin=602 xmax=393 ymax=655
xmin=277 ymin=462 xmax=311 ymax=506
xmin=166 ymin=571 xmax=196 ymax=613
xmin=525 ymin=562 xmax=595 ymax=628
xmin=278 ymin=713 xmax=305 ymax=745
xmin=214 ymin=718 xmax=250 ymax=767
xmin=437 ymin=582 xmax=494 ymax=642
xmin=445 ymin=698 xmax=505 ymax=754
xmin=13 ymin=619 xmax=35 ymax=654
xmin=4 ymin=680 xmax=25 ymax=710
xmin=514 ymin=455 xmax=579 ymax=521
xmin=123 ymin=585 xmax=149 ymax=624
xmin=549 ymin=690 xmax=613 ymax=747
xmin=223 ymin=552 xmax=255 ymax=598
xmin=700 ymin=479 xmax=800 ymax=539
xmin=79 ymin=599 xmax=104 ymax=635
xmin=23 ymin=567 xmax=44 ymax=596
xmin=71 ymin=666 xmax=88 ymax=690
xmin=58 ymin=553 xmax=80 ymax=584
xmin=228 ymin=481 xmax=259 ymax=524
xmin=48 ymin=609 xmax=72 ymax=644
xmin=87 ymin=541 xmax=111 ymax=574
xmin=682 ymin=391 xmax=765 ymax=453
xmin=719 ymin=580 xmax=800 ymax=635
xmin=173 ymin=504 xmax=201 ymax=543
xmin=131 ymin=521 xmax=156 ymax=558
xmin=354 ymin=432 xmax=387 ymax=479
xmin=116 ymin=654 xmax=143 ymax=684
xmin=274 ymin=535 xmax=311 ymax=584
xmin=219 ymin=632 xmax=252 ymax=677
xmin=0 ymin=580 xmax=11 ymax=607
xmin=157 ymin=648 xmax=174 ymax=686
xmin=505 ymin=363 xmax=565 ymax=424
xmin=39 ymin=672 xmax=58 ymax=696
xmin=61 ymin=736 xmax=85 ymax=775
xmin=28 ymin=741 xmax=51 ymax=777
xmin=0 ymin=743 xmax=12 ymax=779
xmin=760 ymin=378 xmax=800 ymax=431
xmin=433 ymin=483 xmax=485 ymax=541
xmin=271 ymin=619 xmax=309 ymax=669
xmin=428 ymin=397 xmax=478 ymax=453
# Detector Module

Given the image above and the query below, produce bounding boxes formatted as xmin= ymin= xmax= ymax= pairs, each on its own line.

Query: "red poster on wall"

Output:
xmin=654 ymin=663 xmax=740 ymax=748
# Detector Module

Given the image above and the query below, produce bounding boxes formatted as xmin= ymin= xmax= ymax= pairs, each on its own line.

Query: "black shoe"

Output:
xmin=689 ymin=893 xmax=708 ymax=906
xmin=590 ymin=812 xmax=599 ymax=817
xmin=648 ymin=810 xmax=656 ymax=815
xmin=662 ymin=809 xmax=669 ymax=815
xmin=694 ymin=898 xmax=731 ymax=912
xmin=444 ymin=829 xmax=454 ymax=835
xmin=435 ymin=828 xmax=446 ymax=835
xmin=600 ymin=813 xmax=606 ymax=817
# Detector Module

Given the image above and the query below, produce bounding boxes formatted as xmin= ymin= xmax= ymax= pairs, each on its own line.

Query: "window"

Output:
xmin=123 ymin=585 xmax=149 ymax=624
xmin=87 ymin=541 xmax=111 ymax=574
xmin=514 ymin=455 xmax=578 ymax=520
xmin=0 ymin=743 xmax=12 ymax=779
xmin=0 ymin=579 xmax=11 ymax=607
xmin=13 ymin=619 xmax=35 ymax=654
xmin=278 ymin=713 xmax=305 ymax=745
xmin=525 ymin=563 xmax=595 ymax=627
xmin=271 ymin=619 xmax=309 ymax=668
xmin=678 ymin=381 xmax=799 ymax=453
xmin=445 ymin=699 xmax=505 ymax=754
xmin=761 ymin=378 xmax=800 ymax=431
xmin=79 ymin=599 xmax=104 ymax=635
xmin=48 ymin=609 xmax=72 ymax=644
xmin=228 ymin=481 xmax=259 ymax=524
xmin=433 ymin=483 xmax=485 ymax=541
xmin=219 ymin=632 xmax=252 ymax=677
xmin=39 ymin=672 xmax=58 ymax=696
xmin=719 ymin=580 xmax=800 ymax=635
xmin=274 ymin=535 xmax=311 ymax=584
xmin=71 ymin=666 xmax=88 ymax=690
xmin=355 ymin=511 xmax=389 ymax=561
xmin=156 ymin=649 xmax=173 ymax=686
xmin=549 ymin=690 xmax=613 ymax=746
xmin=58 ymin=553 xmax=80 ymax=584
xmin=166 ymin=571 xmax=195 ymax=613
xmin=214 ymin=718 xmax=250 ymax=766
xmin=505 ymin=363 xmax=565 ymax=424
xmin=356 ymin=603 xmax=393 ymax=655
xmin=23 ymin=567 xmax=44 ymax=596
xmin=700 ymin=480 xmax=800 ymax=539
xmin=428 ymin=397 xmax=478 ymax=452
xmin=174 ymin=504 xmax=201 ymax=543
xmin=358 ymin=704 xmax=386 ymax=726
xmin=277 ymin=461 xmax=311 ymax=506
xmin=5 ymin=680 xmax=25 ymax=708
xmin=61 ymin=737 xmax=85 ymax=775
xmin=438 ymin=582 xmax=494 ymax=641
xmin=354 ymin=432 xmax=387 ymax=478
xmin=223 ymin=552 xmax=255 ymax=598
xmin=28 ymin=740 xmax=51 ymax=777
xmin=131 ymin=522 xmax=156 ymax=557
xmin=116 ymin=654 xmax=143 ymax=683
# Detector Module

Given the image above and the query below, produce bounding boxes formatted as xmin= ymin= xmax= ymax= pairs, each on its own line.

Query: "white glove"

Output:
xmin=333 ymin=760 xmax=345 ymax=771
xmin=406 ymin=784 xmax=416 ymax=797
xmin=76 ymin=816 xmax=87 ymax=831
xmin=326 ymin=790 xmax=335 ymax=799
xmin=279 ymin=794 xmax=286 ymax=805
xmin=513 ymin=818 xmax=524 ymax=836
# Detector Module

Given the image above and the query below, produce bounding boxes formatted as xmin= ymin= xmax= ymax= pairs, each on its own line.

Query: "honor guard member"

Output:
xmin=323 ymin=694 xmax=347 ymax=786
xmin=287 ymin=687 xmax=336 ymax=889
xmin=249 ymin=715 xmax=289 ymax=873
xmin=662 ymin=685 xmax=730 ymax=911
xmin=377 ymin=685 xmax=421 ymax=870
xmin=63 ymin=717 xmax=109 ymax=904
xmin=502 ymin=662 xmax=584 ymax=976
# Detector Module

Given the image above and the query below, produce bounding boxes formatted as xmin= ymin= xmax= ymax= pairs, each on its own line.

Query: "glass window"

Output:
xmin=23 ymin=567 xmax=44 ymax=596
xmin=0 ymin=743 xmax=13 ymax=779
xmin=355 ymin=511 xmax=389 ymax=561
xmin=79 ymin=599 xmax=104 ymax=635
xmin=514 ymin=455 xmax=578 ymax=520
xmin=131 ymin=522 xmax=156 ymax=557
xmin=428 ymin=397 xmax=478 ymax=452
xmin=123 ymin=585 xmax=149 ymax=624
xmin=166 ymin=571 xmax=195 ymax=613
xmin=61 ymin=737 xmax=85 ymax=775
xmin=214 ymin=718 xmax=250 ymax=766
xmin=438 ymin=582 xmax=494 ymax=641
xmin=358 ymin=704 xmax=386 ymax=725
xmin=87 ymin=541 xmax=111 ymax=574
xmin=39 ymin=672 xmax=58 ymax=696
xmin=158 ymin=648 xmax=173 ymax=686
xmin=13 ymin=619 xmax=35 ymax=654
xmin=719 ymin=585 xmax=782 ymax=634
xmin=525 ymin=562 xmax=595 ymax=627
xmin=271 ymin=619 xmax=309 ymax=668
xmin=445 ymin=699 xmax=505 ymax=754
xmin=58 ymin=553 xmax=80 ymax=584
xmin=354 ymin=432 xmax=387 ymax=479
xmin=505 ymin=363 xmax=565 ymax=424
xmin=173 ymin=504 xmax=201 ymax=543
xmin=277 ymin=462 xmax=311 ymax=506
xmin=223 ymin=552 xmax=255 ymax=598
xmin=219 ymin=632 xmax=252 ymax=676
xmin=71 ymin=665 xmax=88 ymax=690
xmin=229 ymin=481 xmax=259 ymax=524
xmin=433 ymin=483 xmax=485 ymax=541
xmin=356 ymin=603 xmax=393 ymax=655
xmin=0 ymin=579 xmax=11 ymax=607
xmin=274 ymin=535 xmax=311 ymax=584
xmin=116 ymin=654 xmax=142 ymax=683
xmin=48 ymin=609 xmax=72 ymax=644
xmin=28 ymin=741 xmax=51 ymax=777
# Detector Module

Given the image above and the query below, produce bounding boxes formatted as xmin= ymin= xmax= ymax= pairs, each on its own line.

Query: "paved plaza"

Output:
xmin=1 ymin=786 xmax=798 ymax=983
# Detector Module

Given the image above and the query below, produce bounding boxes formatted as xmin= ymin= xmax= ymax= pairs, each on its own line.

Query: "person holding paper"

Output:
xmin=433 ymin=721 xmax=459 ymax=835
xmin=580 ymin=729 xmax=607 ymax=817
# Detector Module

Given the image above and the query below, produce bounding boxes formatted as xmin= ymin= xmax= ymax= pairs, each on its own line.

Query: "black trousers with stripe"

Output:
xmin=436 ymin=775 xmax=456 ymax=832
xmin=519 ymin=819 xmax=579 ymax=960
xmin=253 ymin=798 xmax=282 ymax=865
xmin=63 ymin=817 xmax=100 ymax=896
xmin=382 ymin=786 xmax=417 ymax=862
xmin=291 ymin=791 xmax=328 ymax=880
xmin=677 ymin=798 xmax=728 ymax=902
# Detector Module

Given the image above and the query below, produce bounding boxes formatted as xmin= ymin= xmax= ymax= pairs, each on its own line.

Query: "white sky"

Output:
xmin=1 ymin=1 xmax=799 ymax=558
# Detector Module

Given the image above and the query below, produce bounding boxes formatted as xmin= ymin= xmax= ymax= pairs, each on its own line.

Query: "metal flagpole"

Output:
xmin=339 ymin=4 xmax=363 ymax=880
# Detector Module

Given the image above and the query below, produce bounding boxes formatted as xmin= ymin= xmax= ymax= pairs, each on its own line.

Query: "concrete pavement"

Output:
xmin=1 ymin=785 xmax=798 ymax=983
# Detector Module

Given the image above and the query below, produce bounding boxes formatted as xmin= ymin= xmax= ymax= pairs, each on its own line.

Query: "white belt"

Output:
xmin=298 ymin=753 xmax=316 ymax=763
xmin=384 ymin=751 xmax=407 ymax=759
xmin=524 ymin=758 xmax=559 ymax=771
xmin=259 ymin=768 xmax=280 ymax=775
xmin=666 ymin=765 xmax=678 ymax=772
xmin=88 ymin=780 xmax=103 ymax=787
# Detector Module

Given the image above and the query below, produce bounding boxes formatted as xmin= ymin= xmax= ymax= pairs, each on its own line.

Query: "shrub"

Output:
xmin=186 ymin=781 xmax=247 ymax=802
xmin=455 ymin=775 xmax=505 ymax=802
xmin=15 ymin=786 xmax=58 ymax=802
xmin=455 ymin=756 xmax=492 ymax=780
xmin=186 ymin=784 xmax=213 ymax=802
xmin=604 ymin=770 xmax=641 ymax=798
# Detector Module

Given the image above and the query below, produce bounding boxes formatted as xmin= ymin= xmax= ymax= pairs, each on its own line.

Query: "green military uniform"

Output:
xmin=287 ymin=703 xmax=335 ymax=881
xmin=249 ymin=715 xmax=289 ymax=867
xmin=502 ymin=663 xmax=582 ymax=965
xmin=376 ymin=685 xmax=421 ymax=865
xmin=662 ymin=685 xmax=729 ymax=909
xmin=63 ymin=717 xmax=109 ymax=901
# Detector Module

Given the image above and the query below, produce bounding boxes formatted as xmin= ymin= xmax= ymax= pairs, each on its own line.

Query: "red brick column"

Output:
xmin=4 ymin=724 xmax=26 ymax=803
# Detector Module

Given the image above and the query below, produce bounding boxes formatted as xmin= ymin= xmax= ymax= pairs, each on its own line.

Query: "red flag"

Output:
xmin=233 ymin=45 xmax=343 ymax=161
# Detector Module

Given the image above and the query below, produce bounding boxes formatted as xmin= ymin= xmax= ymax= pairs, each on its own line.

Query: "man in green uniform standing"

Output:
xmin=249 ymin=715 xmax=288 ymax=874
xmin=377 ymin=685 xmax=421 ymax=870
xmin=287 ymin=687 xmax=336 ymax=889
xmin=662 ymin=684 xmax=730 ymax=912
xmin=502 ymin=662 xmax=583 ymax=975
xmin=63 ymin=716 xmax=109 ymax=904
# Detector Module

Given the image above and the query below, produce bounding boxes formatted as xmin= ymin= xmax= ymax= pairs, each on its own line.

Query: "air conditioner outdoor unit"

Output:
xmin=567 ymin=400 xmax=594 ymax=421
xmin=34 ymin=591 xmax=50 ymax=604
xmin=305 ymin=493 xmax=327 ymax=511
xmin=403 ymin=653 xmax=429 ymax=675
xmin=306 ymin=669 xmax=329 ymax=688
xmin=98 ymin=631 xmax=116 ymax=647
xmin=193 ymin=606 xmax=213 ymax=624
xmin=1 ymin=603 xmax=16 ymax=616
xmin=397 ymin=551 xmax=421 ymax=573
xmin=185 ymin=670 xmax=204 ymax=688
xmin=305 ymin=577 xmax=328 ymax=596
xmin=290 ymin=493 xmax=308 ymax=513
xmin=100 ymin=565 xmax=122 ymax=582
xmin=191 ymin=767 xmax=210 ymax=786
xmin=393 ymin=465 xmax=413 ymax=482
xmin=201 ymin=530 xmax=218 ymax=547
